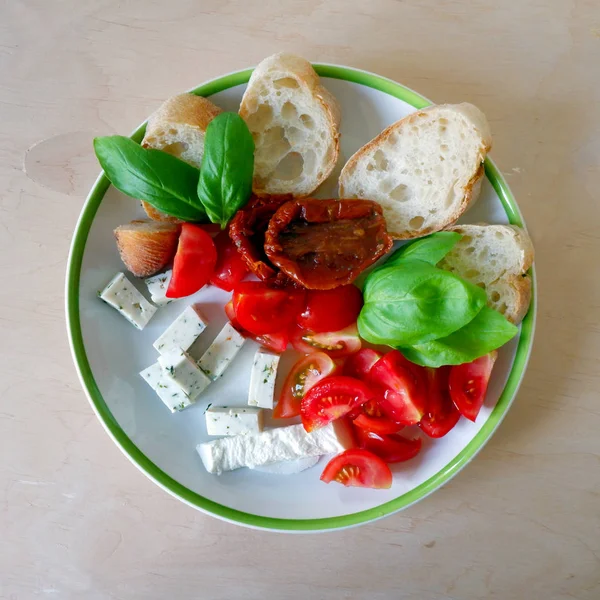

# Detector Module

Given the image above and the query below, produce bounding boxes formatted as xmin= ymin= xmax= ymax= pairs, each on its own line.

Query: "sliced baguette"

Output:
xmin=339 ymin=103 xmax=492 ymax=239
xmin=239 ymin=52 xmax=341 ymax=197
xmin=437 ymin=224 xmax=534 ymax=324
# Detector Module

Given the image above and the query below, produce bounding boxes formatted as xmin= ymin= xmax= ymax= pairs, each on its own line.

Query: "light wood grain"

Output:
xmin=2 ymin=1 xmax=600 ymax=598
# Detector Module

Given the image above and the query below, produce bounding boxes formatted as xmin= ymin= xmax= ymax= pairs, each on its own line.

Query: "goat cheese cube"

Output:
xmin=139 ymin=362 xmax=193 ymax=412
xmin=205 ymin=406 xmax=264 ymax=436
xmin=99 ymin=272 xmax=156 ymax=329
xmin=197 ymin=322 xmax=246 ymax=380
xmin=144 ymin=270 xmax=173 ymax=306
xmin=158 ymin=349 xmax=211 ymax=401
xmin=153 ymin=304 xmax=208 ymax=355
xmin=248 ymin=348 xmax=280 ymax=409
xmin=197 ymin=422 xmax=353 ymax=475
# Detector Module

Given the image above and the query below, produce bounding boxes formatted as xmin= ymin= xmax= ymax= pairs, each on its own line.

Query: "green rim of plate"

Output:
xmin=66 ymin=64 xmax=536 ymax=532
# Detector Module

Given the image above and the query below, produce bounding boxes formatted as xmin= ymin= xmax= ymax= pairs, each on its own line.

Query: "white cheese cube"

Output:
xmin=158 ymin=349 xmax=211 ymax=401
xmin=197 ymin=322 xmax=246 ymax=380
xmin=248 ymin=348 xmax=280 ymax=409
xmin=139 ymin=362 xmax=193 ymax=412
xmin=254 ymin=456 xmax=320 ymax=475
xmin=197 ymin=422 xmax=351 ymax=475
xmin=153 ymin=304 xmax=208 ymax=355
xmin=144 ymin=270 xmax=173 ymax=306
xmin=205 ymin=406 xmax=264 ymax=436
xmin=99 ymin=273 xmax=156 ymax=330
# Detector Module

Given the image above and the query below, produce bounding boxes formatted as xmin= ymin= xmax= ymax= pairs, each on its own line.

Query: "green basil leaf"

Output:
xmin=384 ymin=232 xmax=462 ymax=268
xmin=359 ymin=259 xmax=487 ymax=346
xmin=197 ymin=112 xmax=255 ymax=228
xmin=398 ymin=306 xmax=518 ymax=367
xmin=94 ymin=136 xmax=207 ymax=222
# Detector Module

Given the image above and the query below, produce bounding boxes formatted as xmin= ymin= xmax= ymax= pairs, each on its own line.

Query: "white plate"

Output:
xmin=66 ymin=65 xmax=536 ymax=532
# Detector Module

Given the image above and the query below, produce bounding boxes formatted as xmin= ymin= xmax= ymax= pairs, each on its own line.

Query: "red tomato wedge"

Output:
xmin=321 ymin=449 xmax=392 ymax=489
xmin=449 ymin=352 xmax=497 ymax=422
xmin=354 ymin=428 xmax=422 ymax=463
xmin=297 ymin=285 xmax=363 ymax=333
xmin=274 ymin=352 xmax=338 ymax=419
xmin=419 ymin=367 xmax=460 ymax=438
xmin=352 ymin=395 xmax=404 ymax=435
xmin=209 ymin=231 xmax=249 ymax=292
xmin=291 ymin=323 xmax=361 ymax=358
xmin=369 ymin=351 xmax=427 ymax=426
xmin=301 ymin=376 xmax=372 ymax=432
xmin=344 ymin=348 xmax=382 ymax=381
xmin=166 ymin=224 xmax=217 ymax=298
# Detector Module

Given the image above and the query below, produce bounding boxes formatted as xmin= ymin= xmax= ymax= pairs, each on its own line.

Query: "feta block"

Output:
xmin=139 ymin=362 xmax=193 ymax=412
xmin=144 ymin=270 xmax=173 ymax=306
xmin=205 ymin=406 xmax=264 ymax=436
xmin=254 ymin=456 xmax=320 ymax=475
xmin=248 ymin=348 xmax=280 ymax=409
xmin=197 ymin=322 xmax=246 ymax=380
xmin=158 ymin=349 xmax=211 ymax=401
xmin=99 ymin=272 xmax=156 ymax=329
xmin=197 ymin=422 xmax=352 ymax=475
xmin=153 ymin=304 xmax=208 ymax=355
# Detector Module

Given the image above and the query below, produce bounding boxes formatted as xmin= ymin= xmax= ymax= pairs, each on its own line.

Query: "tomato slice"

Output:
xmin=166 ymin=224 xmax=217 ymax=298
xmin=291 ymin=323 xmax=361 ymax=358
xmin=353 ymin=396 xmax=404 ymax=435
xmin=354 ymin=428 xmax=422 ymax=463
xmin=301 ymin=376 xmax=372 ymax=432
xmin=449 ymin=352 xmax=497 ymax=422
xmin=297 ymin=285 xmax=363 ymax=333
xmin=320 ymin=449 xmax=392 ymax=489
xmin=209 ymin=231 xmax=249 ymax=292
xmin=419 ymin=367 xmax=460 ymax=438
xmin=369 ymin=351 xmax=427 ymax=426
xmin=274 ymin=352 xmax=337 ymax=419
xmin=344 ymin=348 xmax=382 ymax=381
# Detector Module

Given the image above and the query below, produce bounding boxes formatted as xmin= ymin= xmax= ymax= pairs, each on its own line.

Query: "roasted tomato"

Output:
xmin=344 ymin=349 xmax=382 ymax=381
xmin=321 ymin=449 xmax=392 ymax=489
xmin=209 ymin=231 xmax=250 ymax=292
xmin=264 ymin=199 xmax=393 ymax=289
xmin=297 ymin=285 xmax=363 ymax=332
xmin=419 ymin=367 xmax=460 ymax=438
xmin=291 ymin=324 xmax=362 ymax=358
xmin=274 ymin=352 xmax=338 ymax=419
xmin=353 ymin=395 xmax=404 ymax=435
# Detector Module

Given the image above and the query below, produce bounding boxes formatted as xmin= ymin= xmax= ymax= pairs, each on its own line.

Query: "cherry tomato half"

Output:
xmin=297 ymin=285 xmax=363 ymax=333
xmin=291 ymin=323 xmax=361 ymax=358
xmin=166 ymin=224 xmax=217 ymax=298
xmin=354 ymin=428 xmax=422 ymax=463
xmin=449 ymin=352 xmax=497 ymax=422
xmin=301 ymin=376 xmax=372 ymax=432
xmin=344 ymin=349 xmax=382 ymax=381
xmin=353 ymin=395 xmax=404 ymax=435
xmin=321 ymin=449 xmax=392 ymax=489
xmin=419 ymin=367 xmax=460 ymax=438
xmin=209 ymin=231 xmax=249 ymax=292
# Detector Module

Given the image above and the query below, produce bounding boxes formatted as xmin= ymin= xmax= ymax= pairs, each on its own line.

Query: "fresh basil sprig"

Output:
xmin=197 ymin=112 xmax=255 ymax=229
xmin=383 ymin=231 xmax=462 ymax=267
xmin=93 ymin=136 xmax=208 ymax=222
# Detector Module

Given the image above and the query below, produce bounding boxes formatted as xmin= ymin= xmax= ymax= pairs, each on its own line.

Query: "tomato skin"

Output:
xmin=320 ymin=449 xmax=392 ymax=489
xmin=354 ymin=428 xmax=422 ymax=463
xmin=291 ymin=323 xmax=362 ymax=358
xmin=449 ymin=352 xmax=497 ymax=422
xmin=274 ymin=352 xmax=338 ymax=419
xmin=301 ymin=376 xmax=372 ymax=432
xmin=419 ymin=367 xmax=460 ymax=438
xmin=166 ymin=224 xmax=217 ymax=298
xmin=344 ymin=349 xmax=382 ymax=381
xmin=209 ymin=231 xmax=249 ymax=292
xmin=297 ymin=285 xmax=363 ymax=333
xmin=352 ymin=394 xmax=404 ymax=434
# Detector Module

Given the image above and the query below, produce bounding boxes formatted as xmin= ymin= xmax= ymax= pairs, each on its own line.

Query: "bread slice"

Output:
xmin=239 ymin=52 xmax=341 ymax=197
xmin=114 ymin=220 xmax=180 ymax=278
xmin=141 ymin=93 xmax=222 ymax=222
xmin=339 ymin=103 xmax=492 ymax=239
xmin=437 ymin=224 xmax=534 ymax=324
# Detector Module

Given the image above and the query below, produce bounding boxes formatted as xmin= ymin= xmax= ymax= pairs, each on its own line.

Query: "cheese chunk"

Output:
xmin=158 ymin=349 xmax=211 ymax=401
xmin=144 ymin=270 xmax=173 ymax=306
xmin=99 ymin=272 xmax=156 ymax=329
xmin=197 ymin=422 xmax=351 ymax=475
xmin=205 ymin=406 xmax=264 ymax=436
xmin=248 ymin=348 xmax=280 ymax=409
xmin=197 ymin=322 xmax=246 ymax=380
xmin=254 ymin=456 xmax=320 ymax=475
xmin=153 ymin=304 xmax=208 ymax=355
xmin=139 ymin=362 xmax=193 ymax=412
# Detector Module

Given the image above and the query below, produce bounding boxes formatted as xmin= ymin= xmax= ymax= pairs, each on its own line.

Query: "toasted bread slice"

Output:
xmin=438 ymin=224 xmax=534 ymax=324
xmin=339 ymin=103 xmax=492 ymax=239
xmin=114 ymin=220 xmax=180 ymax=278
xmin=140 ymin=93 xmax=222 ymax=222
xmin=239 ymin=52 xmax=341 ymax=197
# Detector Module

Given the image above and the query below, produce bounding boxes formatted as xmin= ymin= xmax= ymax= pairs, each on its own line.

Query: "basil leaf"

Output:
xmin=399 ymin=306 xmax=518 ymax=367
xmin=197 ymin=112 xmax=255 ymax=228
xmin=94 ymin=136 xmax=207 ymax=222
xmin=384 ymin=232 xmax=462 ymax=268
xmin=358 ymin=259 xmax=487 ymax=346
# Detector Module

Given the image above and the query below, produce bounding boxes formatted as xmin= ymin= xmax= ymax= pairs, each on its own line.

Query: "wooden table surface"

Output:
xmin=3 ymin=1 xmax=600 ymax=598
